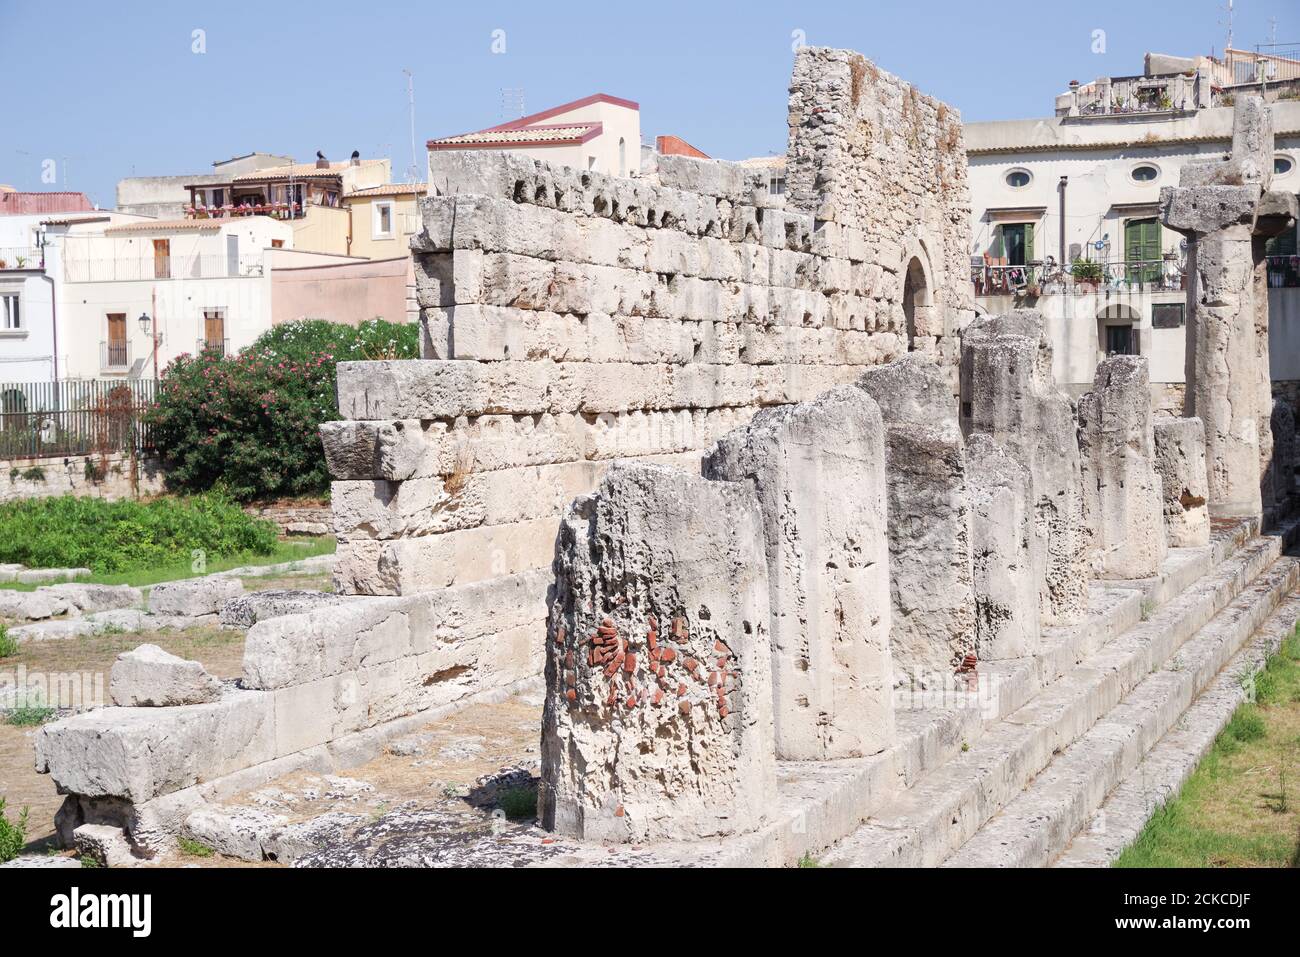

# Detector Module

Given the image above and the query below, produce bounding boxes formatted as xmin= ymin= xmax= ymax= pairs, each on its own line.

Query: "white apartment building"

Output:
xmin=965 ymin=50 xmax=1300 ymax=402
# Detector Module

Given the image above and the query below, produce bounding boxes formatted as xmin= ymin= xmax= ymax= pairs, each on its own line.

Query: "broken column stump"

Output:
xmin=1077 ymin=355 xmax=1168 ymax=579
xmin=1153 ymin=417 xmax=1211 ymax=548
xmin=704 ymin=385 xmax=894 ymax=759
xmin=959 ymin=310 xmax=1088 ymax=625
xmin=965 ymin=434 xmax=1041 ymax=660
xmin=540 ymin=462 xmax=777 ymax=842
xmin=856 ymin=354 xmax=975 ymax=682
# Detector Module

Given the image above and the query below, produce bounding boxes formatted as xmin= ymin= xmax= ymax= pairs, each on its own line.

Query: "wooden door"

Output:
xmin=204 ymin=310 xmax=225 ymax=353
xmin=152 ymin=239 xmax=170 ymax=279
xmin=106 ymin=313 xmax=127 ymax=367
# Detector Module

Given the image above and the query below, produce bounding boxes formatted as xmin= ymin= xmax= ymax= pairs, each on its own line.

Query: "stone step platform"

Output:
xmin=942 ymin=555 xmax=1299 ymax=867
xmin=533 ymin=522 xmax=1265 ymax=867
xmin=1053 ymin=593 xmax=1300 ymax=867
xmin=818 ymin=522 xmax=1293 ymax=868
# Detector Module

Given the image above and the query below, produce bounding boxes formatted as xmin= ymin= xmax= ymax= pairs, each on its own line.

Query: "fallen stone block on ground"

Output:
xmin=219 ymin=589 xmax=346 ymax=629
xmin=109 ymin=643 xmax=224 ymax=707
xmin=148 ymin=576 xmax=244 ymax=617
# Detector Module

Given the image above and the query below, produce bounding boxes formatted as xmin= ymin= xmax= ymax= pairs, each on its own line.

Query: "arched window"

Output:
xmin=902 ymin=257 xmax=929 ymax=350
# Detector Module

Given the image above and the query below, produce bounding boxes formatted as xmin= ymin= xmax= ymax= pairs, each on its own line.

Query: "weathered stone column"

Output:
xmin=1154 ymin=417 xmax=1211 ymax=548
xmin=703 ymin=386 xmax=894 ymax=759
xmin=965 ymin=434 xmax=1040 ymax=659
xmin=540 ymin=462 xmax=776 ymax=842
xmin=1273 ymin=399 xmax=1296 ymax=517
xmin=1160 ymin=97 xmax=1297 ymax=520
xmin=1077 ymin=355 xmax=1168 ymax=579
xmin=959 ymin=310 xmax=1088 ymax=625
xmin=856 ymin=354 xmax=975 ymax=680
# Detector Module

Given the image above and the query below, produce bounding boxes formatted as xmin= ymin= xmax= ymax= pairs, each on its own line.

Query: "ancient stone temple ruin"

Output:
xmin=28 ymin=58 xmax=1300 ymax=870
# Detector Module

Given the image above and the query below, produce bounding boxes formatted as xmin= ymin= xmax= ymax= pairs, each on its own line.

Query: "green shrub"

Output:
xmin=0 ymin=493 xmax=277 ymax=573
xmin=0 ymin=624 xmax=15 ymax=659
xmin=0 ymin=798 xmax=29 ymax=863
xmin=177 ymin=836 xmax=214 ymax=858
xmin=498 ymin=785 xmax=538 ymax=821
xmin=147 ymin=319 xmax=418 ymax=502
xmin=1071 ymin=259 xmax=1104 ymax=282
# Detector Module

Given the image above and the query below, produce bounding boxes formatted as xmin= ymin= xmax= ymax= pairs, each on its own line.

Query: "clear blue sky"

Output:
xmin=1 ymin=0 xmax=1296 ymax=207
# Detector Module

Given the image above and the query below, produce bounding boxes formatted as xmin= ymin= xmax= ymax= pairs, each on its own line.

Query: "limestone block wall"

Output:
xmin=0 ymin=453 xmax=163 ymax=504
xmin=323 ymin=46 xmax=975 ymax=603
xmin=786 ymin=47 xmax=976 ymax=359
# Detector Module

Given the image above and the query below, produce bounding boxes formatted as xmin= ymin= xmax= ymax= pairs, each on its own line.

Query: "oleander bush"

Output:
xmin=147 ymin=319 xmax=419 ymax=501
xmin=0 ymin=493 xmax=277 ymax=573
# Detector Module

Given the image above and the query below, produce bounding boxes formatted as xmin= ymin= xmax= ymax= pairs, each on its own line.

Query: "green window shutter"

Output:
xmin=1024 ymin=222 xmax=1035 ymax=262
xmin=1125 ymin=218 xmax=1161 ymax=283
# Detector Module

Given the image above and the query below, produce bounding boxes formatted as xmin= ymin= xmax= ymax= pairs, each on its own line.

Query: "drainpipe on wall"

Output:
xmin=41 ymin=273 xmax=58 ymax=385
xmin=1059 ymin=176 xmax=1069 ymax=268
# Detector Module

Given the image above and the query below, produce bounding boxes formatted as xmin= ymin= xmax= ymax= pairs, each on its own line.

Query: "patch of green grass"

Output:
xmin=0 ymin=492 xmax=279 ymax=575
xmin=498 ymin=785 xmax=538 ymax=821
xmin=0 ymin=797 xmax=30 ymax=863
xmin=4 ymin=698 xmax=56 ymax=727
xmin=0 ymin=624 xmax=16 ymax=659
xmin=177 ymin=836 xmax=214 ymax=858
xmin=797 ymin=852 xmax=820 ymax=868
xmin=1116 ymin=624 xmax=1300 ymax=868
xmin=78 ymin=855 xmax=101 ymax=868
xmin=0 ymin=536 xmax=334 ymax=591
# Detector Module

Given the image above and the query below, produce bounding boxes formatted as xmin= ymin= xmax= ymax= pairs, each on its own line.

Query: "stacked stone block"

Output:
xmin=1077 ymin=356 xmax=1168 ymax=579
xmin=965 ymin=434 xmax=1041 ymax=659
xmin=1160 ymin=96 xmax=1299 ymax=520
xmin=1153 ymin=417 xmax=1211 ymax=548
xmin=325 ymin=47 xmax=974 ymax=601
xmin=959 ymin=310 xmax=1088 ymax=624
xmin=857 ymin=354 xmax=975 ymax=678
xmin=540 ymin=463 xmax=776 ymax=842
xmin=704 ymin=386 xmax=894 ymax=759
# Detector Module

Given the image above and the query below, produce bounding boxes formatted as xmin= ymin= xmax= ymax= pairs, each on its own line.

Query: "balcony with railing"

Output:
xmin=195 ymin=337 xmax=230 ymax=357
xmin=1070 ymin=72 xmax=1207 ymax=119
xmin=0 ymin=247 xmax=44 ymax=271
xmin=100 ymin=340 xmax=131 ymax=372
xmin=65 ymin=253 xmax=265 ymax=283
xmin=972 ymin=258 xmax=1187 ymax=297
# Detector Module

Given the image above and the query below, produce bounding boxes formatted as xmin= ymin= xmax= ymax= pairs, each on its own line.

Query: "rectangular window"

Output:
xmin=996 ymin=223 xmax=1035 ymax=266
xmin=1125 ymin=217 xmax=1162 ymax=285
xmin=373 ymin=201 xmax=394 ymax=239
xmin=1151 ymin=302 xmax=1185 ymax=329
xmin=0 ymin=293 xmax=19 ymax=330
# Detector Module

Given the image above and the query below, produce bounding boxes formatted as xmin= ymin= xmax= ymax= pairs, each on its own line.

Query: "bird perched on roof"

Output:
xmin=351 ymin=150 xmax=360 ymax=161
xmin=316 ymin=150 xmax=326 ymax=161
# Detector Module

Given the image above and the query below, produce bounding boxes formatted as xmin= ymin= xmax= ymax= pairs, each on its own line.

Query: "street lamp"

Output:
xmin=138 ymin=312 xmax=150 ymax=335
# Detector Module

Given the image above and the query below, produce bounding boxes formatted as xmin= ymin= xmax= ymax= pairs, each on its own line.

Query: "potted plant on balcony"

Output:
xmin=1071 ymin=259 xmax=1103 ymax=291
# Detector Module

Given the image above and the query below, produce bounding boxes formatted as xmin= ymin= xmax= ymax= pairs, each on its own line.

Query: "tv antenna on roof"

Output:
xmin=403 ymin=69 xmax=421 ymax=184
xmin=501 ymin=87 xmax=526 ymax=121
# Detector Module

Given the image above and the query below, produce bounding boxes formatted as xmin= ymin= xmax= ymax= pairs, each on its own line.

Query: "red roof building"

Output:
xmin=0 ymin=189 xmax=95 ymax=216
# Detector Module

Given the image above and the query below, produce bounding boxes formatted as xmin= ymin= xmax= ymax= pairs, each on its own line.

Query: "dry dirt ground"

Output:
xmin=177 ymin=691 xmax=553 ymax=868
xmin=0 ymin=626 xmax=247 ymax=851
xmin=0 ymin=569 xmax=329 ymax=857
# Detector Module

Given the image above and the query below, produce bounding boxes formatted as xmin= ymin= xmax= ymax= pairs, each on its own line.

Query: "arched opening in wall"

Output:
xmin=618 ymin=138 xmax=626 ymax=177
xmin=901 ymin=256 xmax=929 ymax=351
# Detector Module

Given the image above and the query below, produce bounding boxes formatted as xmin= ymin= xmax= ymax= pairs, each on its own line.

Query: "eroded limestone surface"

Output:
xmin=540 ymin=462 xmax=776 ymax=842
xmin=705 ymin=386 xmax=894 ymax=758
